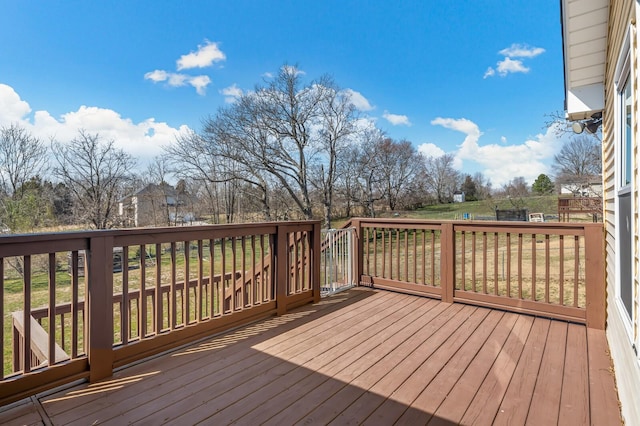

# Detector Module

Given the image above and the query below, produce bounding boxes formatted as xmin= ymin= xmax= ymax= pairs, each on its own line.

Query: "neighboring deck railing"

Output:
xmin=349 ymin=218 xmax=605 ymax=328
xmin=1 ymin=221 xmax=321 ymax=406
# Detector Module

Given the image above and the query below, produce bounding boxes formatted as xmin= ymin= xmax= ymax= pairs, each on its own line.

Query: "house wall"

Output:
xmin=603 ymin=1 xmax=640 ymax=423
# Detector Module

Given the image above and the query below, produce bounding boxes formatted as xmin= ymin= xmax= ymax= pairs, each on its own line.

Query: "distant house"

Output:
xmin=119 ymin=183 xmax=195 ymax=227
xmin=557 ymin=175 xmax=603 ymax=197
xmin=562 ymin=1 xmax=639 ymax=422
xmin=452 ymin=191 xmax=465 ymax=203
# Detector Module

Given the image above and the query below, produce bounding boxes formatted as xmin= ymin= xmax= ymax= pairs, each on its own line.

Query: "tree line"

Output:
xmin=0 ymin=66 xmax=602 ymax=233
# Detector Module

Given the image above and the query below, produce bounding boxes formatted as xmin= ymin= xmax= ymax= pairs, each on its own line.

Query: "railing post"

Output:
xmin=312 ymin=221 xmax=321 ymax=303
xmin=351 ymin=219 xmax=363 ymax=285
xmin=584 ymin=224 xmax=606 ymax=329
xmin=440 ymin=222 xmax=455 ymax=303
xmin=87 ymin=234 xmax=114 ymax=382
xmin=275 ymin=225 xmax=288 ymax=315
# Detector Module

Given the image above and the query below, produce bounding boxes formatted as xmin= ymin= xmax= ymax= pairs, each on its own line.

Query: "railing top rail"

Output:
xmin=0 ymin=220 xmax=321 ymax=257
xmin=351 ymin=217 xmax=603 ymax=231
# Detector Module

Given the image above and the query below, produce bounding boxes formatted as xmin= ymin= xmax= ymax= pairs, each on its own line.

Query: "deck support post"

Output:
xmin=440 ymin=222 xmax=455 ymax=303
xmin=351 ymin=219 xmax=363 ymax=285
xmin=312 ymin=221 xmax=321 ymax=304
xmin=87 ymin=235 xmax=114 ymax=382
xmin=584 ymin=224 xmax=605 ymax=329
xmin=275 ymin=225 xmax=288 ymax=316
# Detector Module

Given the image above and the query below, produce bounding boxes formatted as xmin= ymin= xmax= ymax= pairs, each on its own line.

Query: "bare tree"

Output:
xmin=310 ymin=81 xmax=358 ymax=228
xmin=345 ymin=128 xmax=387 ymax=217
xmin=553 ymin=135 xmax=602 ymax=195
xmin=423 ymin=153 xmax=461 ymax=204
xmin=0 ymin=124 xmax=49 ymax=232
xmin=0 ymin=124 xmax=47 ymax=197
xmin=51 ymin=130 xmax=135 ymax=229
xmin=371 ymin=138 xmax=423 ymax=211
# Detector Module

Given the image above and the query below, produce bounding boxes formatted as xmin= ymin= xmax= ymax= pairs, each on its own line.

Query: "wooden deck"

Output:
xmin=1 ymin=288 xmax=621 ymax=425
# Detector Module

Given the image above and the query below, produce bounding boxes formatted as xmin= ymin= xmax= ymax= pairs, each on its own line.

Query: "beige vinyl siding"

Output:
xmin=603 ymin=1 xmax=640 ymax=424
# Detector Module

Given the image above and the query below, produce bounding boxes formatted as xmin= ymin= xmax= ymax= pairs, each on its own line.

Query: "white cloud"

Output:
xmin=383 ymin=111 xmax=411 ymax=126
xmin=143 ymin=70 xmax=168 ymax=83
xmin=188 ymin=75 xmax=211 ymax=95
xmin=176 ymin=40 xmax=226 ymax=71
xmin=417 ymin=142 xmax=445 ymax=159
xmin=144 ymin=70 xmax=211 ymax=95
xmin=0 ymin=84 xmax=190 ymax=165
xmin=344 ymin=89 xmax=374 ymax=111
xmin=282 ymin=65 xmax=305 ymax=77
xmin=500 ymin=136 xmax=507 ymax=144
xmin=431 ymin=117 xmax=565 ymax=186
xmin=499 ymin=43 xmax=545 ymax=58
xmin=484 ymin=43 xmax=544 ymax=78
xmin=496 ymin=58 xmax=529 ymax=76
xmin=483 ymin=67 xmax=496 ymax=79
xmin=220 ymin=84 xmax=243 ymax=103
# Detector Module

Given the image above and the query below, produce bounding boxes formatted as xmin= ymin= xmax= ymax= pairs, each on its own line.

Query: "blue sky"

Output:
xmin=0 ymin=0 xmax=570 ymax=186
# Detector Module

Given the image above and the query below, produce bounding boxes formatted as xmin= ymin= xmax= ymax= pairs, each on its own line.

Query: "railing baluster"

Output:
xmin=559 ymin=235 xmax=565 ymax=305
xmin=250 ymin=236 xmax=256 ymax=305
xmin=139 ymin=244 xmax=146 ymax=339
xmin=574 ymin=235 xmax=579 ymax=307
xmin=197 ymin=240 xmax=203 ymax=320
xmin=221 ymin=237 xmax=227 ymax=313
xmin=531 ymin=234 xmax=537 ymax=301
xmin=170 ymin=242 xmax=177 ymax=329
xmin=23 ymin=255 xmax=31 ymax=373
xmin=155 ymin=243 xmax=162 ymax=333
xmin=517 ymin=233 xmax=523 ymax=299
xmin=122 ymin=247 xmax=129 ymax=344
xmin=506 ymin=233 xmax=511 ymax=298
xmin=461 ymin=231 xmax=466 ymax=290
xmin=545 ymin=234 xmax=550 ymax=303
xmin=482 ymin=232 xmax=487 ymax=294
xmin=184 ymin=241 xmax=190 ymax=325
xmin=48 ymin=253 xmax=56 ymax=365
xmin=493 ymin=233 xmax=498 ymax=295
xmin=70 ymin=251 xmax=79 ymax=357
xmin=209 ymin=239 xmax=216 ymax=316
xmin=241 ymin=236 xmax=247 ymax=307
xmin=471 ymin=232 xmax=477 ymax=292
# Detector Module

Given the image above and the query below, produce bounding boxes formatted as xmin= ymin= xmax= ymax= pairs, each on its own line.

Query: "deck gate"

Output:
xmin=321 ymin=228 xmax=356 ymax=296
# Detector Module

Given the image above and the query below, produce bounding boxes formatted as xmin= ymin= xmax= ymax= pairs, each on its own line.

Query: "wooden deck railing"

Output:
xmin=0 ymin=217 xmax=606 ymax=407
xmin=349 ymin=218 xmax=605 ymax=328
xmin=0 ymin=221 xmax=321 ymax=406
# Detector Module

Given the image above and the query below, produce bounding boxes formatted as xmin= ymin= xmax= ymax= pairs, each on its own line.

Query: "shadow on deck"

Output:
xmin=1 ymin=288 xmax=621 ymax=425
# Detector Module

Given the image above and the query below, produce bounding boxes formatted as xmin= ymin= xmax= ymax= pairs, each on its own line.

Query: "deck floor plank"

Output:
xmin=347 ymin=307 xmax=491 ymax=425
xmin=334 ymin=309 xmax=489 ymax=424
xmin=492 ymin=318 xmax=550 ymax=425
xmin=41 ymin=288 xmax=380 ymax=419
xmin=50 ymin=289 xmax=392 ymax=425
xmin=460 ymin=314 xmax=534 ymax=424
xmin=0 ymin=399 xmax=44 ymax=426
xmin=102 ymin=292 xmax=414 ymax=425
xmin=170 ymin=296 xmax=433 ymax=425
xmin=427 ymin=312 xmax=520 ymax=424
xmin=587 ymin=327 xmax=623 ymax=425
xmin=393 ymin=309 xmax=505 ymax=425
xmin=287 ymin=304 xmax=472 ymax=425
xmin=526 ymin=320 xmax=569 ymax=425
xmin=198 ymin=298 xmax=439 ymax=425
xmin=261 ymin=303 xmax=467 ymax=425
xmin=0 ymin=288 xmax=621 ymax=426
xmin=558 ymin=323 xmax=590 ymax=425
